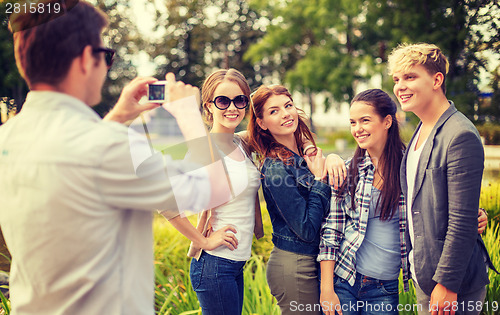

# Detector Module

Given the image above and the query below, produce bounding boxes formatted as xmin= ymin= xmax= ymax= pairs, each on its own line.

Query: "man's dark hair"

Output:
xmin=9 ymin=0 xmax=108 ymax=87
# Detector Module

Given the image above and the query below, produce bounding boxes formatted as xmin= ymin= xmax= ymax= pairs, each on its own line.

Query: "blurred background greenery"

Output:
xmin=0 ymin=0 xmax=500 ymax=314
xmin=0 ymin=0 xmax=499 ymax=130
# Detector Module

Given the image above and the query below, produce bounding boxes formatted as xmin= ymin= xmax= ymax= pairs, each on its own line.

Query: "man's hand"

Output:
xmin=320 ymin=288 xmax=343 ymax=315
xmin=430 ymin=283 xmax=457 ymax=315
xmin=104 ymin=77 xmax=160 ymax=123
xmin=162 ymin=72 xmax=201 ymax=119
xmin=478 ymin=208 xmax=487 ymax=234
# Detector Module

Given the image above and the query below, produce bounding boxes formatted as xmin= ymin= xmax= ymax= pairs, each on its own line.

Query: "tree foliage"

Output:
xmin=1 ymin=0 xmax=499 ymax=124
xmin=0 ymin=3 xmax=29 ymax=120
xmin=245 ymin=0 xmax=500 ymax=123
xmin=0 ymin=0 xmax=143 ymax=118
xmin=91 ymin=0 xmax=144 ymax=117
xmin=482 ymin=66 xmax=500 ymax=122
xmin=148 ymin=0 xmax=270 ymax=90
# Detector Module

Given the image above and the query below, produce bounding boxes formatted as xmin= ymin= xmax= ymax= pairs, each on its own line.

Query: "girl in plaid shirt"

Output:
xmin=318 ymin=89 xmax=487 ymax=315
xmin=318 ymin=89 xmax=409 ymax=315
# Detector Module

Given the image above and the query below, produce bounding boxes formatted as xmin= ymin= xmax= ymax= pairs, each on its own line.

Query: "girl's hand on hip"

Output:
xmin=203 ymin=225 xmax=239 ymax=251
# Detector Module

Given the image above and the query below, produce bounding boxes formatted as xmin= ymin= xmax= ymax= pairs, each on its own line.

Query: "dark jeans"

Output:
xmin=334 ymin=273 xmax=399 ymax=315
xmin=189 ymin=251 xmax=246 ymax=315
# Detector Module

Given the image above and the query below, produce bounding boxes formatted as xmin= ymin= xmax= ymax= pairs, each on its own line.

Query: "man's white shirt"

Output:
xmin=0 ymin=91 xmax=210 ymax=314
xmin=406 ymin=126 xmax=427 ymax=284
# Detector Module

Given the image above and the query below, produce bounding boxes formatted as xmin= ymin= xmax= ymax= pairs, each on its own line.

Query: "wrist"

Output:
xmin=196 ymin=237 xmax=209 ymax=250
xmin=103 ymin=109 xmax=126 ymax=123
xmin=320 ymin=284 xmax=334 ymax=292
xmin=303 ymin=144 xmax=317 ymax=156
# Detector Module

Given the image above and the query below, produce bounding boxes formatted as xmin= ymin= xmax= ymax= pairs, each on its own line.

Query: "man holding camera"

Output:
xmin=0 ymin=1 xmax=233 ymax=314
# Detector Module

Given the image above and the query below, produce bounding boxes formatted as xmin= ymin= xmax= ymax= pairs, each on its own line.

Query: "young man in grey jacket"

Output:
xmin=389 ymin=43 xmax=495 ymax=315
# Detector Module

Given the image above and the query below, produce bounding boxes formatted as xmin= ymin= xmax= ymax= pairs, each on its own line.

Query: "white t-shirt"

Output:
xmin=406 ymin=126 xmax=427 ymax=283
xmin=206 ymin=145 xmax=261 ymax=261
xmin=0 ymin=91 xmax=210 ymax=315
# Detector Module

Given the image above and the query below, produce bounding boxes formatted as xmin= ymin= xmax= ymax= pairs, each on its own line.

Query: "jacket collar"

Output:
xmin=282 ymin=146 xmax=307 ymax=168
xmin=357 ymin=151 xmax=375 ymax=173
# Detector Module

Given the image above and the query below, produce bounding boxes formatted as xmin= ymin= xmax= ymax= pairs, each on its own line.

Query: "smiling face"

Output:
xmin=350 ymin=101 xmax=392 ymax=158
xmin=257 ymin=94 xmax=299 ymax=143
xmin=208 ymin=80 xmax=246 ymax=133
xmin=392 ymin=64 xmax=442 ymax=116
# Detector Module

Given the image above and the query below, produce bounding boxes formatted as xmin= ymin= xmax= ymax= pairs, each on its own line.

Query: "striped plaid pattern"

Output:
xmin=318 ymin=153 xmax=410 ymax=292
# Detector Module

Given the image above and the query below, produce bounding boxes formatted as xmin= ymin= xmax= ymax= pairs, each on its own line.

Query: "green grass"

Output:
xmin=0 ymin=288 xmax=9 ymax=315
xmin=0 ymin=183 xmax=498 ymax=315
xmin=398 ymin=278 xmax=417 ymax=315
xmin=153 ymin=216 xmax=200 ymax=314
xmin=153 ymin=142 xmax=190 ymax=161
xmin=152 ymin=183 xmax=500 ymax=315
xmin=482 ymin=221 xmax=500 ymax=315
xmin=480 ymin=182 xmax=500 ymax=224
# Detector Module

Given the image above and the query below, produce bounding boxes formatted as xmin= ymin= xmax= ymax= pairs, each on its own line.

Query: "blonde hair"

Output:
xmin=388 ymin=43 xmax=449 ymax=94
xmin=201 ymin=68 xmax=251 ymax=126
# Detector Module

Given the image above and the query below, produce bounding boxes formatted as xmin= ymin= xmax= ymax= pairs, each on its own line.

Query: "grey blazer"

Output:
xmin=400 ymin=102 xmax=492 ymax=296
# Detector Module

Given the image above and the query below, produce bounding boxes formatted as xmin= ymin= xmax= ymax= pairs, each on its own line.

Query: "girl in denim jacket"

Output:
xmin=247 ymin=85 xmax=331 ymax=315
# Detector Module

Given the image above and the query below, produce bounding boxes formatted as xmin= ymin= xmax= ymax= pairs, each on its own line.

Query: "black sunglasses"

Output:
xmin=211 ymin=95 xmax=249 ymax=110
xmin=93 ymin=47 xmax=115 ymax=68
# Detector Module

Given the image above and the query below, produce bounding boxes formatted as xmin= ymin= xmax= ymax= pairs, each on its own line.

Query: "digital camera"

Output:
xmin=148 ymin=81 xmax=168 ymax=103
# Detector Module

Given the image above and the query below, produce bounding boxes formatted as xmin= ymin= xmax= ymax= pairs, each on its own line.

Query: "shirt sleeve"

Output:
xmin=318 ymin=188 xmax=348 ymax=261
xmin=95 ymin=126 xmax=210 ymax=216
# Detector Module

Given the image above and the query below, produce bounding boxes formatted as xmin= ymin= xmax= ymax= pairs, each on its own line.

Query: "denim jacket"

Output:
xmin=261 ymin=150 xmax=331 ymax=256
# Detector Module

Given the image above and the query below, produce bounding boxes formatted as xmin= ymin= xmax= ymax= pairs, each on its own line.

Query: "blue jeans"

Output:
xmin=190 ymin=251 xmax=246 ymax=315
xmin=333 ymin=274 xmax=399 ymax=315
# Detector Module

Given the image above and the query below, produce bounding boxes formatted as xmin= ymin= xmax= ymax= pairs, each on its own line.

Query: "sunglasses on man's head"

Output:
xmin=93 ymin=47 xmax=116 ymax=68
xmin=211 ymin=95 xmax=249 ymax=110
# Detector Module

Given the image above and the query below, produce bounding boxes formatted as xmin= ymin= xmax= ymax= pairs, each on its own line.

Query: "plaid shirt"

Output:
xmin=318 ymin=153 xmax=410 ymax=292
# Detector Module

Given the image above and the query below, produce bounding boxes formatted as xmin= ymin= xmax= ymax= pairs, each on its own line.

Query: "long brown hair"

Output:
xmin=339 ymin=89 xmax=406 ymax=221
xmin=246 ymin=85 xmax=315 ymax=162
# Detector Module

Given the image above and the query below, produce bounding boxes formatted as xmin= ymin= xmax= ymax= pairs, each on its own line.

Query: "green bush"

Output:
xmin=153 ymin=208 xmax=280 ymax=315
xmin=318 ymin=129 xmax=357 ymax=153
xmin=477 ymin=124 xmax=500 ymax=145
xmin=481 ymin=221 xmax=500 ymax=315
xmin=480 ymin=182 xmax=500 ymax=224
xmin=398 ymin=279 xmax=417 ymax=315
xmin=153 ymin=215 xmax=200 ymax=314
